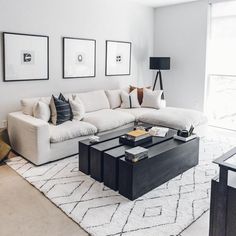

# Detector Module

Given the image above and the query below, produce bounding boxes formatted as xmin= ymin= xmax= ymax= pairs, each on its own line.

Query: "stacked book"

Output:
xmin=126 ymin=129 xmax=150 ymax=140
xmin=173 ymin=134 xmax=197 ymax=142
xmin=119 ymin=129 xmax=152 ymax=147
xmin=125 ymin=146 xmax=148 ymax=163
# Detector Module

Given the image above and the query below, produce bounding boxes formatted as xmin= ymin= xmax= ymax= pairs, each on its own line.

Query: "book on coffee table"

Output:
xmin=149 ymin=127 xmax=169 ymax=137
xmin=125 ymin=146 xmax=148 ymax=163
xmin=126 ymin=130 xmax=149 ymax=140
xmin=173 ymin=134 xmax=197 ymax=142
xmin=119 ymin=129 xmax=152 ymax=146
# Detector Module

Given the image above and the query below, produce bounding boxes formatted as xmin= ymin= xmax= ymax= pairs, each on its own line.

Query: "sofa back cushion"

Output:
xmin=105 ymin=89 xmax=122 ymax=109
xmin=77 ymin=90 xmax=110 ymax=113
xmin=20 ymin=90 xmax=110 ymax=115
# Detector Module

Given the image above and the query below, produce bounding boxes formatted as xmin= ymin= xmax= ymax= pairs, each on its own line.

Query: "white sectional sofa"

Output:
xmin=8 ymin=89 xmax=207 ymax=165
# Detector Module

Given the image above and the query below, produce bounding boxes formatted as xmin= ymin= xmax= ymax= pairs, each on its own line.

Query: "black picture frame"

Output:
xmin=63 ymin=37 xmax=96 ymax=79
xmin=3 ymin=32 xmax=49 ymax=82
xmin=105 ymin=40 xmax=132 ymax=76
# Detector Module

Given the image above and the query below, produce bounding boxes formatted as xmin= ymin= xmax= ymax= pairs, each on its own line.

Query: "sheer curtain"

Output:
xmin=207 ymin=1 xmax=236 ymax=130
xmin=209 ymin=1 xmax=236 ymax=75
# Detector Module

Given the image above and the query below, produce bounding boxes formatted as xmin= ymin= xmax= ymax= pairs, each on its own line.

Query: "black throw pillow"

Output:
xmin=50 ymin=94 xmax=73 ymax=125
xmin=58 ymin=93 xmax=73 ymax=120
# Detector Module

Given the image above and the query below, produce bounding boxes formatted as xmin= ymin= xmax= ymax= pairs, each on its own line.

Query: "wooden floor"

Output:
xmin=0 ymin=164 xmax=88 ymax=236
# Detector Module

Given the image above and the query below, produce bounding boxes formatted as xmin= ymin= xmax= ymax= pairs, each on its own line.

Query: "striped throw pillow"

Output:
xmin=50 ymin=94 xmax=73 ymax=125
xmin=58 ymin=93 xmax=73 ymax=120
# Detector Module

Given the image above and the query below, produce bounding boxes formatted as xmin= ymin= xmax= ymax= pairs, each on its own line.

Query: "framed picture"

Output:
xmin=3 ymin=32 xmax=49 ymax=82
xmin=63 ymin=37 xmax=96 ymax=79
xmin=105 ymin=40 xmax=131 ymax=76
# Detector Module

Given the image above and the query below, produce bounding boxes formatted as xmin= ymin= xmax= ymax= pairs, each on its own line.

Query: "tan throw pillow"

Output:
xmin=129 ymin=85 xmax=151 ymax=104
xmin=50 ymin=96 xmax=57 ymax=125
xmin=141 ymin=88 xmax=163 ymax=109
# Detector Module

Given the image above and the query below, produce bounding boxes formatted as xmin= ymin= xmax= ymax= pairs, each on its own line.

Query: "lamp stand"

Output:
xmin=153 ymin=70 xmax=164 ymax=99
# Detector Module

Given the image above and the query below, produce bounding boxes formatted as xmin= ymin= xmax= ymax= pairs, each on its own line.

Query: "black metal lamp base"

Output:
xmin=153 ymin=70 xmax=164 ymax=99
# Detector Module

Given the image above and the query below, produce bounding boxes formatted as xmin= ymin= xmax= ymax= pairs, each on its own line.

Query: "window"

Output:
xmin=206 ymin=1 xmax=236 ymax=130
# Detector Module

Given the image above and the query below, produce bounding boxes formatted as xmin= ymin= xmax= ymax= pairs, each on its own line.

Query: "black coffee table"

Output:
xmin=79 ymin=123 xmax=152 ymax=175
xmin=79 ymin=125 xmax=199 ymax=200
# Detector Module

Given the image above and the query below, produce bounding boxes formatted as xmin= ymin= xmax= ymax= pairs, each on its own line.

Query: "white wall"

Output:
xmin=154 ymin=1 xmax=209 ymax=111
xmin=0 ymin=0 xmax=154 ymax=124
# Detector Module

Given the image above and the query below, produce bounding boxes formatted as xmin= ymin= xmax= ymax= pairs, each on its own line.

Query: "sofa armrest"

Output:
xmin=160 ymin=99 xmax=166 ymax=108
xmin=8 ymin=111 xmax=50 ymax=165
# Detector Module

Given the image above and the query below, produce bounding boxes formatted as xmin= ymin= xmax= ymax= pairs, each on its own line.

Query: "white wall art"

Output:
xmin=105 ymin=40 xmax=131 ymax=76
xmin=3 ymin=32 xmax=49 ymax=82
xmin=63 ymin=37 xmax=96 ymax=78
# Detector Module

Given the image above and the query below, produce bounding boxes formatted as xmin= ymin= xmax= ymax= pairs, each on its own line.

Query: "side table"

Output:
xmin=210 ymin=147 xmax=236 ymax=236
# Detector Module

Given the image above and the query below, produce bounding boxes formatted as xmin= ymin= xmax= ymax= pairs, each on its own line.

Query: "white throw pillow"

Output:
xmin=141 ymin=88 xmax=163 ymax=109
xmin=33 ymin=101 xmax=51 ymax=122
xmin=21 ymin=97 xmax=40 ymax=116
xmin=120 ymin=89 xmax=141 ymax=109
xmin=69 ymin=96 xmax=85 ymax=121
xmin=105 ymin=89 xmax=122 ymax=109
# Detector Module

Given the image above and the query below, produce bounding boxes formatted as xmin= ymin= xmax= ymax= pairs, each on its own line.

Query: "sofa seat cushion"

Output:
xmin=116 ymin=108 xmax=156 ymax=120
xmin=49 ymin=120 xmax=97 ymax=143
xmin=139 ymin=107 xmax=208 ymax=130
xmin=83 ymin=109 xmax=135 ymax=132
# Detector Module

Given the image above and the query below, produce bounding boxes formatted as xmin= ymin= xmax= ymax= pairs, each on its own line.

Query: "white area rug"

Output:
xmin=6 ymin=133 xmax=236 ymax=236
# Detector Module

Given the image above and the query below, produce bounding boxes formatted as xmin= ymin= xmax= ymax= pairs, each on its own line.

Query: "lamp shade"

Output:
xmin=150 ymin=57 xmax=170 ymax=70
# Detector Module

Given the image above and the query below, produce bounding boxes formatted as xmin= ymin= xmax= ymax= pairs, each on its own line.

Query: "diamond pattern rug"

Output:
xmin=6 ymin=133 xmax=236 ymax=236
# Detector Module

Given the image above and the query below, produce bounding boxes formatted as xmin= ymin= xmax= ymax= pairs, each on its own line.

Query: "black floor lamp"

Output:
xmin=150 ymin=57 xmax=170 ymax=99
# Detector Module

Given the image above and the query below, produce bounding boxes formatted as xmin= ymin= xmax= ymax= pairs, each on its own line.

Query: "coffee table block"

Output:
xmin=79 ymin=141 xmax=91 ymax=174
xmin=79 ymin=123 xmax=151 ymax=175
xmin=118 ymin=138 xmax=199 ymax=200
xmin=103 ymin=129 xmax=176 ymax=191
xmin=90 ymin=139 xmax=122 ymax=182
xmin=103 ymin=146 xmax=127 ymax=190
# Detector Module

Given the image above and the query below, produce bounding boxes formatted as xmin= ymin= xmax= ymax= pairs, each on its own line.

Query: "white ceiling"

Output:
xmin=127 ymin=0 xmax=199 ymax=8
